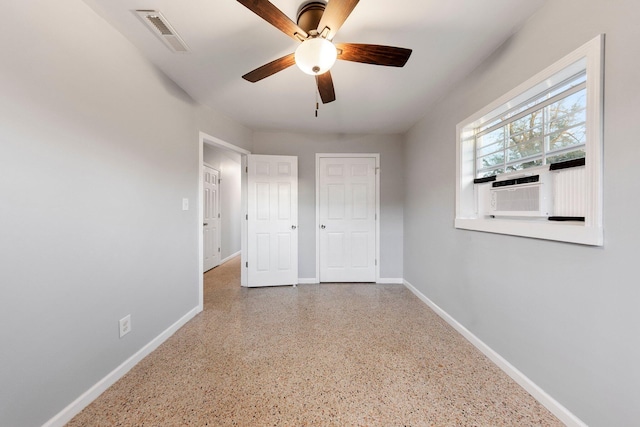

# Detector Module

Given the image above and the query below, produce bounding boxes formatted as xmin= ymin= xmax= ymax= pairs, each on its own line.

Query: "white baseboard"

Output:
xmin=221 ymin=251 xmax=241 ymax=264
xmin=403 ymin=279 xmax=586 ymax=427
xmin=377 ymin=277 xmax=404 ymax=284
xmin=297 ymin=278 xmax=403 ymax=285
xmin=43 ymin=306 xmax=201 ymax=427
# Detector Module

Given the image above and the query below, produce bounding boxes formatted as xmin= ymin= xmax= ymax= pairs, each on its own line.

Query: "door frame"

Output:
xmin=198 ymin=132 xmax=250 ymax=311
xmin=315 ymin=153 xmax=380 ymax=283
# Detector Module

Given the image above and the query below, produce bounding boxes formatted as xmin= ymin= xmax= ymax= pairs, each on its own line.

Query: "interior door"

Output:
xmin=203 ymin=165 xmax=221 ymax=272
xmin=247 ymin=155 xmax=298 ymax=287
xmin=319 ymin=156 xmax=376 ymax=282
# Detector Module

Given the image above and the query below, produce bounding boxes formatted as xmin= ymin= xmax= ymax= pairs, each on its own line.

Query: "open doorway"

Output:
xmin=203 ymin=147 xmax=240 ymax=270
xmin=203 ymin=164 xmax=221 ymax=272
xmin=198 ymin=132 xmax=249 ymax=311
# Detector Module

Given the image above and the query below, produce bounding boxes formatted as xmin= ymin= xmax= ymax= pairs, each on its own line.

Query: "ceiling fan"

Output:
xmin=237 ymin=0 xmax=412 ymax=104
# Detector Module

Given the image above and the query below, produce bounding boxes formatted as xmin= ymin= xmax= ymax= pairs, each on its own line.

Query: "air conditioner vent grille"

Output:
xmin=147 ymin=16 xmax=173 ymax=35
xmin=135 ymin=10 xmax=190 ymax=53
xmin=495 ymin=186 xmax=540 ymax=212
xmin=482 ymin=171 xmax=553 ymax=217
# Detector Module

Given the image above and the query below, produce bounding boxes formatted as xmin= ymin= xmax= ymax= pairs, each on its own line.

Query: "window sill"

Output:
xmin=455 ymin=217 xmax=603 ymax=246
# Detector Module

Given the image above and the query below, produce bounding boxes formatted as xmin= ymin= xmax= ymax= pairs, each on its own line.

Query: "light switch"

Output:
xmin=182 ymin=198 xmax=189 ymax=211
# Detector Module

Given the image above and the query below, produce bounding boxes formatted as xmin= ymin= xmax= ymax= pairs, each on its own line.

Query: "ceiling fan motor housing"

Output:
xmin=297 ymin=1 xmax=327 ymax=34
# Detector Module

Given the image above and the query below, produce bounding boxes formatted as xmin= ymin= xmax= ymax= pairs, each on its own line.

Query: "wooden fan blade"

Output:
xmin=335 ymin=43 xmax=412 ymax=67
xmin=237 ymin=0 xmax=308 ymax=41
xmin=317 ymin=0 xmax=360 ymax=41
xmin=242 ymin=53 xmax=296 ymax=82
xmin=316 ymin=71 xmax=336 ymax=104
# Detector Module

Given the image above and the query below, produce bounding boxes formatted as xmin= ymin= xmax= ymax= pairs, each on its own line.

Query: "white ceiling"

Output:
xmin=83 ymin=0 xmax=544 ymax=134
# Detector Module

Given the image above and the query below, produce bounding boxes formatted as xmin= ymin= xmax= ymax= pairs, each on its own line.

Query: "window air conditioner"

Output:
xmin=484 ymin=172 xmax=552 ymax=217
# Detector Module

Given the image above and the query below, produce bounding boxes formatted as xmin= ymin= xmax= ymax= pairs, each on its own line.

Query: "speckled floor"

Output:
xmin=67 ymin=256 xmax=563 ymax=426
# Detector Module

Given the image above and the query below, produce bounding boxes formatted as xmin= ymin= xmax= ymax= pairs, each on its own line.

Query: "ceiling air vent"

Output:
xmin=135 ymin=10 xmax=189 ymax=53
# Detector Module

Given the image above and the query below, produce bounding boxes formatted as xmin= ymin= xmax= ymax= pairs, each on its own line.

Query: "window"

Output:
xmin=455 ymin=35 xmax=603 ymax=246
xmin=476 ymin=72 xmax=586 ymax=178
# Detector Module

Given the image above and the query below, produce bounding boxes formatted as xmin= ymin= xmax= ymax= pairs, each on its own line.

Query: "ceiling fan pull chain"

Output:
xmin=315 ymin=90 xmax=319 ymax=117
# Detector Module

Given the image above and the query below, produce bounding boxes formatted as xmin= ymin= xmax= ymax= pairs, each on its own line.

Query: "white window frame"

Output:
xmin=455 ymin=35 xmax=604 ymax=246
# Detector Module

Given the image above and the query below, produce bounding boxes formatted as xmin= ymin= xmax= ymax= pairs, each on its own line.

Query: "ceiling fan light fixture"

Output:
xmin=294 ymin=37 xmax=337 ymax=75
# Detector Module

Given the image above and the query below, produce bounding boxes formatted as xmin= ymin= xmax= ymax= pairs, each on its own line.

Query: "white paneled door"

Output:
xmin=203 ymin=165 xmax=221 ymax=272
xmin=247 ymin=155 xmax=298 ymax=287
xmin=319 ymin=156 xmax=376 ymax=282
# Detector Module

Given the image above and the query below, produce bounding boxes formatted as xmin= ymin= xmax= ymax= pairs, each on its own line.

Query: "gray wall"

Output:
xmin=253 ymin=132 xmax=404 ymax=280
xmin=0 ymin=1 xmax=250 ymax=426
xmin=203 ymin=145 xmax=242 ymax=260
xmin=403 ymin=0 xmax=640 ymax=425
xmin=197 ymin=105 xmax=252 ymax=153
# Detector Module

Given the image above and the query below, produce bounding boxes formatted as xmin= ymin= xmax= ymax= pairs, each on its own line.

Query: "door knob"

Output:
xmin=203 ymin=223 xmax=208 ymax=226
xmin=291 ymin=225 xmax=297 ymax=230
xmin=320 ymin=224 xmax=326 ymax=229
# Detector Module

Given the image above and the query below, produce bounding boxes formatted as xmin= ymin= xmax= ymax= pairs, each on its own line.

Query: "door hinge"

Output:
xmin=375 ymin=259 xmax=378 ymax=266
xmin=246 ymin=262 xmax=248 ymax=268
xmin=246 ymin=166 xmax=248 ymax=173
xmin=246 ymin=214 xmax=248 ymax=220
xmin=218 ymin=178 xmax=221 ymax=184
xmin=218 ymin=213 xmax=220 ymax=218
xmin=375 ymin=213 xmax=377 ymax=220
xmin=218 ymin=247 xmax=221 ymax=252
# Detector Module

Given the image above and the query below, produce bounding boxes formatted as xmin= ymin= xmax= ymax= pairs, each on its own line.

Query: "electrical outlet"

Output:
xmin=119 ymin=314 xmax=131 ymax=338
